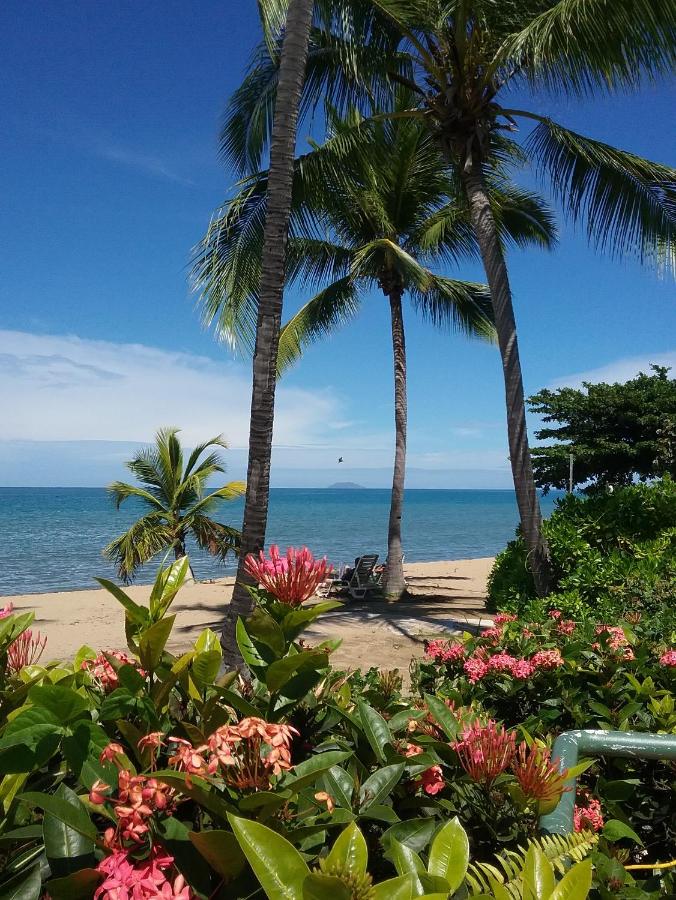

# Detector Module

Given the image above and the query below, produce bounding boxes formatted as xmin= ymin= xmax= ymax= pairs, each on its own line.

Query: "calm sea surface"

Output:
xmin=0 ymin=488 xmax=559 ymax=595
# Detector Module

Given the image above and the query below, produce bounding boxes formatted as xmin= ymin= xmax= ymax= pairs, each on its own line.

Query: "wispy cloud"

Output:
xmin=550 ymin=351 xmax=676 ymax=389
xmin=92 ymin=140 xmax=194 ymax=185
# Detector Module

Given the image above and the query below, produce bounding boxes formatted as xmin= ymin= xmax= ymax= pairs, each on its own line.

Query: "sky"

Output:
xmin=0 ymin=1 xmax=674 ymax=488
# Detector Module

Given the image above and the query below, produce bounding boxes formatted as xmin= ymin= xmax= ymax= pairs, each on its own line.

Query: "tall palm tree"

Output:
xmin=104 ymin=428 xmax=244 ymax=582
xmin=227 ymin=0 xmax=675 ymax=596
xmin=194 ymin=97 xmax=556 ymax=598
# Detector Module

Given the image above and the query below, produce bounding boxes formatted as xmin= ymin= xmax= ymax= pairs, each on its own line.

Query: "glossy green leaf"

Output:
xmin=192 ymin=650 xmax=222 ymax=690
xmin=214 ymin=687 xmax=262 ymax=719
xmin=0 ymin=865 xmax=42 ymax=900
xmin=522 ymin=844 xmax=555 ymax=900
xmin=282 ymin=602 xmax=342 ymax=640
xmin=382 ymin=818 xmax=437 ymax=854
xmin=28 ymin=685 xmax=89 ymax=723
xmin=149 ymin=557 xmax=189 ymax=619
xmin=325 ymin=823 xmax=368 ymax=877
xmin=189 ymin=829 xmax=247 ymax=881
xmin=228 ymin=813 xmax=310 ymax=900
xmin=424 ymin=694 xmax=459 ymax=740
xmin=43 ymin=869 xmax=101 ymax=900
xmin=427 ymin=816 xmax=469 ymax=893
xmin=358 ymin=701 xmax=391 ymax=763
xmin=359 ymin=763 xmax=405 ymax=811
xmin=302 ymin=873 xmax=351 ymax=900
xmin=549 ymin=858 xmax=592 ymax=900
xmin=20 ymin=791 xmax=97 ymax=842
xmin=266 ymin=651 xmax=329 ymax=693
xmin=246 ymin=608 xmax=286 ymax=654
xmin=321 ymin=766 xmax=354 ymax=809
xmin=280 ymin=750 xmax=353 ymax=793
xmin=371 ymin=873 xmax=417 ymax=900
xmin=95 ymin=578 xmax=147 ymax=625
xmin=43 ymin=784 xmax=96 ymax=872
xmin=389 ymin=837 xmax=425 ymax=877
xmin=603 ymin=819 xmax=643 ymax=844
xmin=152 ymin=771 xmax=234 ymax=821
xmin=235 ymin=617 xmax=269 ymax=669
xmin=139 ymin=615 xmax=175 ymax=672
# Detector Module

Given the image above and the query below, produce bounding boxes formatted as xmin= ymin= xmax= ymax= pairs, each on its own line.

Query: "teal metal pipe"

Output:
xmin=539 ymin=729 xmax=676 ymax=835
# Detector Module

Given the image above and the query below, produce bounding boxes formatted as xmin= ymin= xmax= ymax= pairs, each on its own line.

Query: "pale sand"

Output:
xmin=5 ymin=558 xmax=494 ymax=674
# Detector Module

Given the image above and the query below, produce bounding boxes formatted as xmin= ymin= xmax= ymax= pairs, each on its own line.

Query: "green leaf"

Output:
xmin=303 ymin=873 xmax=351 ymax=900
xmin=246 ymin=608 xmax=286 ymax=654
xmin=228 ymin=813 xmax=310 ymax=900
xmin=359 ymin=763 xmax=405 ymax=811
xmin=151 ymin=771 xmax=234 ymax=821
xmin=279 ymin=751 xmax=353 ymax=794
xmin=371 ymin=873 xmax=418 ymax=900
xmin=325 ymin=823 xmax=368 ymax=877
xmin=522 ymin=844 xmax=555 ymax=900
xmin=214 ymin=687 xmax=262 ymax=719
xmin=149 ymin=556 xmax=189 ymax=619
xmin=139 ymin=615 xmax=175 ymax=672
xmin=389 ymin=837 xmax=425 ymax=877
xmin=95 ymin=578 xmax=147 ymax=625
xmin=20 ymin=791 xmax=97 ymax=842
xmin=43 ymin=784 xmax=96 ymax=873
xmin=358 ymin=700 xmax=391 ymax=763
xmin=424 ymin=694 xmax=459 ymax=740
xmin=603 ymin=819 xmax=643 ymax=845
xmin=189 ymin=829 xmax=247 ymax=881
xmin=427 ymin=817 xmax=469 ymax=893
xmin=191 ymin=650 xmax=222 ymax=690
xmin=321 ymin=766 xmax=354 ymax=809
xmin=266 ymin=651 xmax=329 ymax=693
xmin=0 ymin=865 xmax=41 ymax=900
xmin=43 ymin=869 xmax=101 ymax=900
xmin=549 ymin=858 xmax=592 ymax=900
xmin=27 ymin=685 xmax=89 ymax=723
xmin=382 ymin=818 xmax=437 ymax=854
xmin=0 ymin=705 xmax=62 ymax=774
xmin=282 ymin=602 xmax=343 ymax=640
xmin=235 ymin=617 xmax=269 ymax=669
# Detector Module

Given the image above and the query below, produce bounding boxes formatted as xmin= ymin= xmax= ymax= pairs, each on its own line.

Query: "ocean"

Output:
xmin=0 ymin=487 xmax=560 ymax=596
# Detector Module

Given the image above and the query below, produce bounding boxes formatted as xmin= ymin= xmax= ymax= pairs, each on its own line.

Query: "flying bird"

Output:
xmin=338 ymin=457 xmax=343 ymax=463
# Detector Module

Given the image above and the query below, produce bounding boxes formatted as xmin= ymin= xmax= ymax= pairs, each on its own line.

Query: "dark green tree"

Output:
xmin=530 ymin=365 xmax=676 ymax=493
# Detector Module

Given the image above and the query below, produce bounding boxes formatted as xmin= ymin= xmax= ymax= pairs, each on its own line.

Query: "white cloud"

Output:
xmin=550 ymin=351 xmax=676 ymax=389
xmin=93 ymin=141 xmax=194 ymax=185
xmin=0 ymin=330 xmax=345 ymax=452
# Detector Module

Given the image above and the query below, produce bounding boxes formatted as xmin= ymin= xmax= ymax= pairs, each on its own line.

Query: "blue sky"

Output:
xmin=1 ymin=1 xmax=674 ymax=488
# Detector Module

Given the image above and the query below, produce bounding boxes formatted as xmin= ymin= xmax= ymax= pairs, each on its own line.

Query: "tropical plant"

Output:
xmin=194 ymin=93 xmax=556 ymax=598
xmin=220 ymin=0 xmax=316 ymax=663
xmin=530 ymin=365 xmax=676 ymax=493
xmin=103 ymin=427 xmax=244 ymax=581
xmin=228 ymin=0 xmax=676 ymax=598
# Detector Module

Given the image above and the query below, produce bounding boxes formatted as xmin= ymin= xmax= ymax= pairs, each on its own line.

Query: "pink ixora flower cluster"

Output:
xmin=461 ymin=646 xmax=564 ymax=683
xmin=6 ymin=629 xmax=47 ymax=674
xmin=574 ymin=793 xmax=604 ymax=833
xmin=82 ymin=651 xmax=145 ymax=693
xmin=592 ymin=625 xmax=634 ymax=660
xmin=493 ymin=613 xmax=517 ymax=626
xmin=405 ymin=743 xmax=445 ymax=795
xmin=168 ymin=717 xmax=298 ymax=791
xmin=92 ymin=743 xmax=176 ymax=850
xmin=244 ymin=545 xmax=333 ymax=605
xmin=94 ymin=846 xmax=193 ymax=899
xmin=424 ymin=639 xmax=466 ymax=664
xmin=660 ymin=649 xmax=676 ymax=667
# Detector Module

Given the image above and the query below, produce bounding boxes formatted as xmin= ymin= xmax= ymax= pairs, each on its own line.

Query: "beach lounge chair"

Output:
xmin=335 ymin=554 xmax=381 ymax=600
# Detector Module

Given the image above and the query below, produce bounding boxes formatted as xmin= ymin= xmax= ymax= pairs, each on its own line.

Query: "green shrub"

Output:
xmin=487 ymin=479 xmax=676 ymax=620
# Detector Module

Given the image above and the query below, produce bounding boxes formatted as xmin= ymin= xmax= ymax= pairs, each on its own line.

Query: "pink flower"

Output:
xmin=660 ymin=649 xmax=676 ymax=667
xmin=425 ymin=639 xmax=466 ymax=663
xmin=0 ymin=602 xmax=14 ymax=619
xmin=512 ymin=659 xmax=536 ymax=679
xmin=548 ymin=610 xmax=563 ymax=620
xmin=531 ymin=649 xmax=564 ymax=671
xmin=89 ymin=779 xmax=111 ymax=805
xmin=494 ymin=613 xmax=517 ymax=626
xmin=452 ymin=720 xmax=516 ymax=787
xmin=463 ymin=655 xmax=488 ymax=683
xmin=100 ymin=743 xmax=126 ymax=766
xmin=82 ymin=651 xmax=144 ymax=693
xmin=574 ymin=796 xmax=604 ymax=833
xmin=94 ymin=846 xmax=194 ymax=899
xmin=556 ymin=620 xmax=576 ymax=636
xmin=244 ymin=545 xmax=333 ymax=605
xmin=486 ymin=653 xmax=517 ymax=675
xmin=594 ymin=625 xmax=628 ymax=652
xmin=6 ymin=630 xmax=47 ymax=673
xmin=512 ymin=742 xmax=569 ymax=805
xmin=480 ymin=626 xmax=503 ymax=646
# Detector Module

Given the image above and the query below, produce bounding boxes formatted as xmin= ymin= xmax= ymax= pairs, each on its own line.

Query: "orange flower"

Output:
xmin=89 ymin=779 xmax=111 ymax=805
xmin=314 ymin=791 xmax=335 ymax=813
xmin=512 ymin=742 xmax=570 ymax=805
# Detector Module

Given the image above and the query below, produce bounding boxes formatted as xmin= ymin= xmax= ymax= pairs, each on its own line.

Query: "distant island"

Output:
xmin=327 ymin=481 xmax=365 ymax=490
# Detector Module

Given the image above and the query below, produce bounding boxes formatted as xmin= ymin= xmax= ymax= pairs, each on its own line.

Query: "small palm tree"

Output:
xmin=104 ymin=428 xmax=245 ymax=582
xmin=194 ymin=96 xmax=555 ymax=598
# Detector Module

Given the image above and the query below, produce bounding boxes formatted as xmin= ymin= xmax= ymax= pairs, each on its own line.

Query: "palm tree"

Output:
xmin=227 ymin=0 xmax=675 ymax=596
xmin=104 ymin=428 xmax=244 ymax=582
xmin=194 ymin=96 xmax=556 ymax=598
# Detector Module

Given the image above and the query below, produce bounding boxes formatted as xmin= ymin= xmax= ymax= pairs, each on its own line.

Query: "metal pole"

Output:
xmin=540 ymin=729 xmax=676 ymax=836
xmin=568 ymin=453 xmax=574 ymax=493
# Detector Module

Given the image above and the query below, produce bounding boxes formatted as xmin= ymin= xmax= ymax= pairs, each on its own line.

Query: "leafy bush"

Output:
xmin=487 ymin=479 xmax=676 ymax=621
xmin=0 ymin=549 xmax=674 ymax=898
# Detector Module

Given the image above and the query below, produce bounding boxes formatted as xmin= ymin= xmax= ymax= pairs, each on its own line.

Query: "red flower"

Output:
xmin=405 ymin=744 xmax=445 ymax=796
xmin=494 ymin=613 xmax=517 ymax=626
xmin=512 ymin=742 xmax=570 ymax=805
xmin=7 ymin=630 xmax=47 ymax=673
xmin=244 ymin=545 xmax=333 ymax=605
xmin=425 ymin=639 xmax=466 ymax=663
xmin=452 ymin=720 xmax=516 ymax=787
xmin=660 ymin=649 xmax=676 ymax=667
xmin=574 ymin=795 xmax=604 ymax=832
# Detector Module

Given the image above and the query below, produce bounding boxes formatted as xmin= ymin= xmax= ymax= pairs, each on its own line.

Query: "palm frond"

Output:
xmin=184 ymin=437 xmax=228 ymax=479
xmin=466 ymin=830 xmax=599 ymax=896
xmin=102 ymin=513 xmax=173 ymax=583
xmin=526 ymin=119 xmax=676 ymax=264
xmin=490 ymin=184 xmax=558 ymax=250
xmin=409 ymin=276 xmax=496 ymax=341
xmin=352 ymin=238 xmax=433 ymax=289
xmin=188 ymin=482 xmax=247 ymax=518
xmin=498 ymin=0 xmax=676 ymax=95
xmin=278 ymin=277 xmax=361 ymax=373
xmin=189 ymin=515 xmax=241 ymax=561
xmin=106 ymin=482 xmax=165 ymax=512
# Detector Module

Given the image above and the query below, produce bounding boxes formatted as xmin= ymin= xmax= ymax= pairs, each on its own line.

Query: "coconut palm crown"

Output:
xmin=104 ymin=428 xmax=245 ymax=582
xmin=193 ymin=94 xmax=556 ymax=596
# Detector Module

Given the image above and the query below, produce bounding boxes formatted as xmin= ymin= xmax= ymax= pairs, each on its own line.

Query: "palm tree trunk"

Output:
xmin=382 ymin=287 xmax=408 ymax=600
xmin=460 ymin=156 xmax=552 ymax=597
xmin=221 ymin=0 xmax=315 ymax=662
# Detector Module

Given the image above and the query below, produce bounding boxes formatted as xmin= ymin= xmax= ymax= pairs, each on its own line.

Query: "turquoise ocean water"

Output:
xmin=0 ymin=488 xmax=559 ymax=595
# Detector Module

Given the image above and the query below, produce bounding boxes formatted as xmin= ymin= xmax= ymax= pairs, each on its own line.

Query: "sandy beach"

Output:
xmin=6 ymin=557 xmax=494 ymax=673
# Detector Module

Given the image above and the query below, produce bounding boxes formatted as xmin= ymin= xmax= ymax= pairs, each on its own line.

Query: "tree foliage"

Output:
xmin=103 ymin=427 xmax=245 ymax=581
xmin=530 ymin=365 xmax=676 ymax=492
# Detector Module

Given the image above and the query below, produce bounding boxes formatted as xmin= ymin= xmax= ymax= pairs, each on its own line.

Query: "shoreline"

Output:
xmin=5 ymin=557 xmax=495 ymax=673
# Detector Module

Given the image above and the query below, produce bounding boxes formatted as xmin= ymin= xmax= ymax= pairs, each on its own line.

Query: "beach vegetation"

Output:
xmin=530 ymin=365 xmax=676 ymax=494
xmin=487 ymin=478 xmax=676 ymax=622
xmin=103 ymin=427 xmax=244 ymax=581
xmin=228 ymin=0 xmax=676 ymax=601
xmin=1 ymin=548 xmax=675 ymax=897
xmin=194 ymin=88 xmax=557 ymax=600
